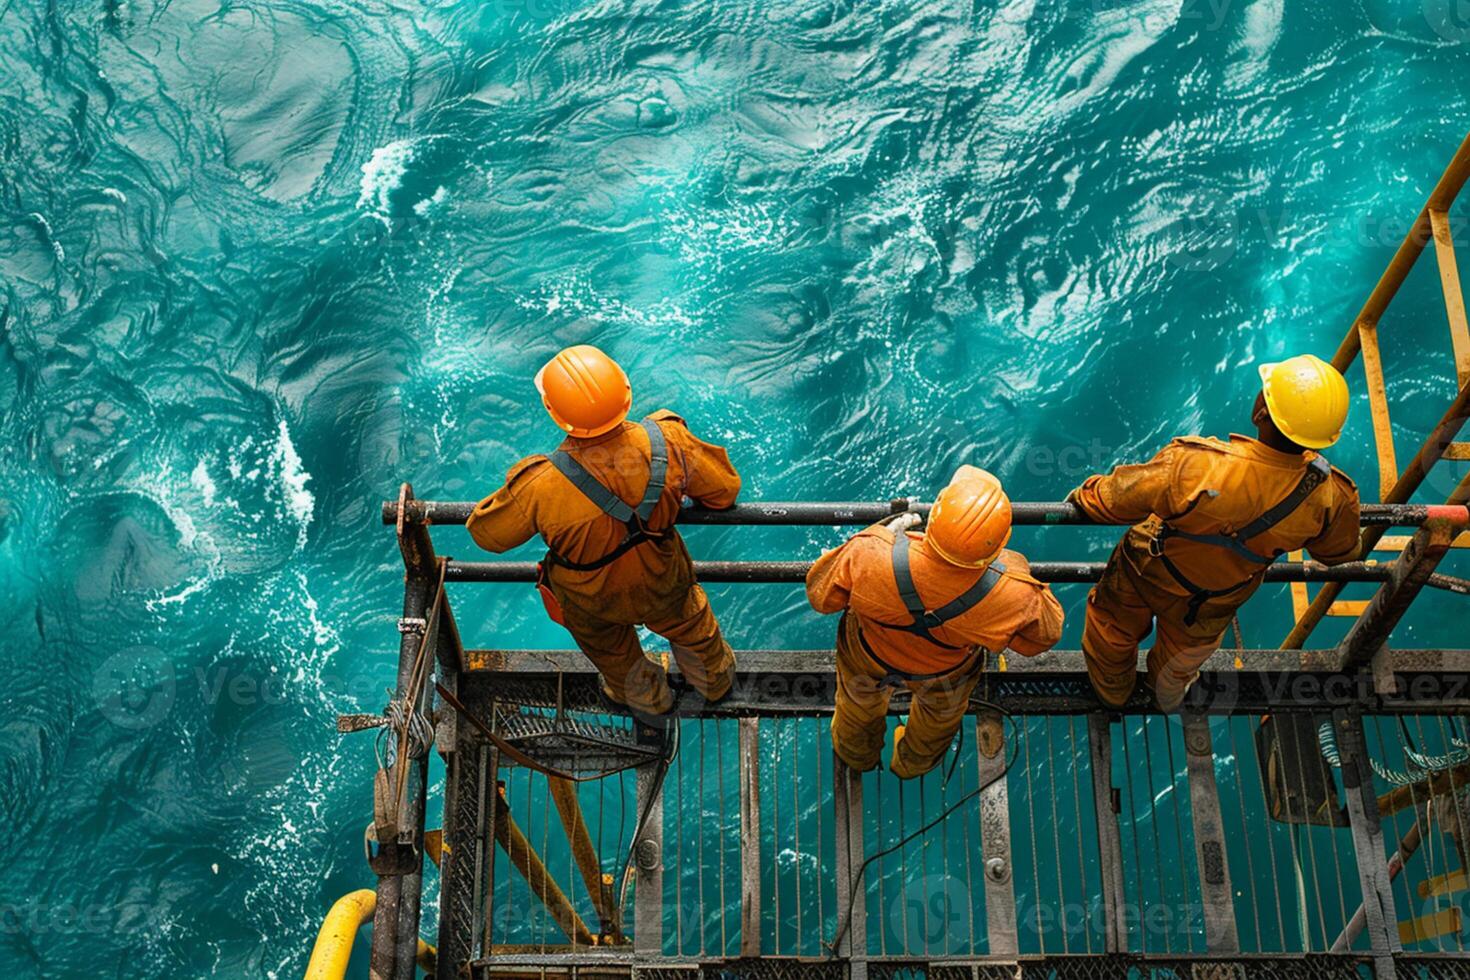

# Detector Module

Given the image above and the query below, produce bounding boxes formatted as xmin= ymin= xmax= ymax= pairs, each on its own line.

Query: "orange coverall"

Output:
xmin=806 ymin=525 xmax=1064 ymax=777
xmin=1069 ymin=434 xmax=1361 ymax=710
xmin=467 ymin=410 xmax=742 ymax=715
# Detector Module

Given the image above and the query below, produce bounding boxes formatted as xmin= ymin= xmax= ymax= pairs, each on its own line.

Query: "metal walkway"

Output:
xmin=347 ymin=129 xmax=1470 ymax=980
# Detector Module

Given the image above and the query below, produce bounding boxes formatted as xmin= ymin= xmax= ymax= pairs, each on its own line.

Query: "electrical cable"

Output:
xmin=824 ymin=695 xmax=1021 ymax=957
xmin=614 ymin=717 xmax=680 ymax=919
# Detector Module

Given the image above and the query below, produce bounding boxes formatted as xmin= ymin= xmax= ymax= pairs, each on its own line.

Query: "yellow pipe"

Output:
xmin=305 ymin=889 xmax=436 ymax=979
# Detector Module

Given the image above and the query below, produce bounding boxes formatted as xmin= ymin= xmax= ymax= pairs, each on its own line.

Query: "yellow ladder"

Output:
xmin=1285 ymin=129 xmax=1470 ymax=650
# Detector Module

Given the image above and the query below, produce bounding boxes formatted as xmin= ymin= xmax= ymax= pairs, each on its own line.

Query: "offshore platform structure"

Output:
xmin=339 ymin=130 xmax=1470 ymax=980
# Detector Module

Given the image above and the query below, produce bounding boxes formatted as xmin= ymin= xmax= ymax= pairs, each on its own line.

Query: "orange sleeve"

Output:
xmin=1007 ymin=585 xmax=1065 ymax=657
xmin=805 ymin=532 xmax=871 ymax=614
xmin=1067 ymin=442 xmax=1196 ymax=523
xmin=465 ymin=459 xmax=541 ymax=554
xmin=1305 ymin=470 xmax=1362 ymax=565
xmin=651 ymin=409 xmax=741 ymax=510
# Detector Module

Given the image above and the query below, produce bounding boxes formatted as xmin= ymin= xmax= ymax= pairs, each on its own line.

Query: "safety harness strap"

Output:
xmin=1158 ymin=456 xmax=1330 ymax=563
xmin=548 ymin=452 xmax=637 ymax=524
xmin=544 ymin=419 xmax=673 ymax=572
xmin=636 ymin=420 xmax=669 ymax=521
xmin=889 ymin=533 xmax=1006 ymax=646
xmin=1230 ymin=455 xmax=1331 ymax=545
xmin=1154 ymin=455 xmax=1331 ymax=624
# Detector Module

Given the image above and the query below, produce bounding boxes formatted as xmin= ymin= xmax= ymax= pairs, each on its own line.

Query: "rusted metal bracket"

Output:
xmin=1341 ymin=517 xmax=1462 ymax=675
xmin=976 ymin=710 xmax=1019 ymax=957
xmin=1182 ymin=715 xmax=1239 ymax=954
xmin=633 ymin=762 xmax=665 ymax=957
xmin=832 ymin=756 xmax=866 ymax=980
xmin=1087 ymin=715 xmax=1128 ymax=953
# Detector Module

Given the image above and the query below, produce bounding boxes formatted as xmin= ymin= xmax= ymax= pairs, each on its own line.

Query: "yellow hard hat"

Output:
xmin=924 ymin=465 xmax=1012 ymax=568
xmin=1257 ymin=354 xmax=1349 ymax=450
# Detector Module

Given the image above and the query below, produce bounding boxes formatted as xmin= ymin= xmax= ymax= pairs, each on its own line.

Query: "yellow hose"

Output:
xmin=305 ymin=889 xmax=436 ymax=979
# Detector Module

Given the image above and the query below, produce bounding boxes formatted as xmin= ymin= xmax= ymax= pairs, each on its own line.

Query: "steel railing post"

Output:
xmin=1182 ymin=715 xmax=1239 ymax=953
xmin=1087 ymin=715 xmax=1128 ymax=952
xmin=976 ymin=710 xmax=1019 ymax=957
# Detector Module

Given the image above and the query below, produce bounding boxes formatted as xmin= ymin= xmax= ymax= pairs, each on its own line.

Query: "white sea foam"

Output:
xmin=357 ymin=139 xmax=418 ymax=221
xmin=190 ymin=459 xmax=217 ymax=507
xmin=268 ymin=419 xmax=314 ymax=548
xmin=413 ymin=185 xmax=448 ymax=216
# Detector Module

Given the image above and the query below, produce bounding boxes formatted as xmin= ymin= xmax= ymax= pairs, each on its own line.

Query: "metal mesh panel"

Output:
xmin=1397 ymin=957 xmax=1470 ymax=979
xmin=698 ymin=959 xmax=847 ymax=980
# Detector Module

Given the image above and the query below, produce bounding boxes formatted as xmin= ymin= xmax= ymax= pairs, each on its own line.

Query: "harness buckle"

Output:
xmin=1148 ymin=534 xmax=1164 ymax=558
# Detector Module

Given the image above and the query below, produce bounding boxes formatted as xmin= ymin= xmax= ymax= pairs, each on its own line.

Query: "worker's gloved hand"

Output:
xmin=883 ymin=512 xmax=923 ymax=534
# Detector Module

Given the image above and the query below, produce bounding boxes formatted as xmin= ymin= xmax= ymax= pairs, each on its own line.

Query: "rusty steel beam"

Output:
xmin=1334 ymin=710 xmax=1402 ymax=972
xmin=976 ymin=711 xmax=1019 ymax=956
xmin=1182 ymin=716 xmax=1238 ymax=954
xmin=738 ymin=719 xmax=761 ymax=958
xmin=371 ymin=484 xmax=437 ymax=980
xmin=1338 ymin=517 xmax=1462 ymax=669
xmin=548 ymin=776 xmax=620 ymax=940
xmin=1287 ymin=488 xmax=1470 ymax=650
xmin=495 ymin=788 xmax=596 ymax=947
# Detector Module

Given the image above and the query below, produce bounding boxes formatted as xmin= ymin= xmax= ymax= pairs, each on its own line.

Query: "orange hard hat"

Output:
xmin=923 ymin=465 xmax=1012 ymax=568
xmin=534 ymin=345 xmax=632 ymax=438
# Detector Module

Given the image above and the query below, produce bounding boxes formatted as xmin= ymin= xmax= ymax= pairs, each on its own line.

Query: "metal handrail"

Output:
xmin=443 ymin=558 xmax=1401 ymax=585
xmin=385 ymin=498 xmax=1468 ymax=529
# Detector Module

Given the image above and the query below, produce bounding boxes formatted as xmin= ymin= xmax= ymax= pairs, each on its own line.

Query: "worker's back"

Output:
xmin=1073 ymin=434 xmax=1360 ymax=595
xmin=806 ymin=525 xmax=1063 ymax=675
xmin=467 ymin=410 xmax=741 ymax=619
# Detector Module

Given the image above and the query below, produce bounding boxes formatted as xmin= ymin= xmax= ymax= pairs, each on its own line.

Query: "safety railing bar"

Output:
xmin=386 ymin=498 xmax=1466 ymax=528
xmin=442 ymin=558 xmax=1422 ymax=585
xmin=461 ymin=647 xmax=1470 ymax=677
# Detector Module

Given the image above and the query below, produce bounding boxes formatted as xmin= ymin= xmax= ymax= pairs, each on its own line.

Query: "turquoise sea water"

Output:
xmin=5 ymin=0 xmax=1470 ymax=976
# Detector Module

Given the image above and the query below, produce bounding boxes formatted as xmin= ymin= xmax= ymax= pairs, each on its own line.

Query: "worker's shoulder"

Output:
xmin=645 ymin=409 xmax=691 ymax=430
xmin=847 ymin=524 xmax=897 ymax=552
xmin=503 ymin=454 xmax=555 ymax=493
xmin=1320 ymin=457 xmax=1360 ymax=498
xmin=994 ymin=549 xmax=1046 ymax=590
xmin=1167 ymin=435 xmax=1234 ymax=457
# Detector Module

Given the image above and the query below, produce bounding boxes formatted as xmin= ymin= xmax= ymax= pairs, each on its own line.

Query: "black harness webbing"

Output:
xmin=873 ymin=532 xmax=1006 ymax=652
xmin=543 ymin=419 xmax=671 ymax=572
xmin=1152 ymin=455 xmax=1331 ymax=625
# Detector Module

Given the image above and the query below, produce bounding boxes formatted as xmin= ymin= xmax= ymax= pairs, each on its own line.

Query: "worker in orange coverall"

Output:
xmin=806 ymin=467 xmax=1064 ymax=777
xmin=467 ymin=345 xmax=741 ymax=717
xmin=1068 ymin=354 xmax=1362 ymax=711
